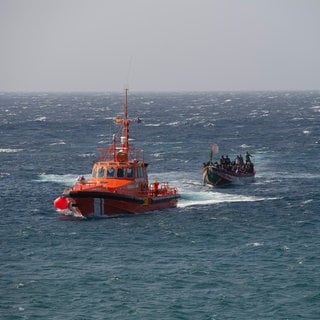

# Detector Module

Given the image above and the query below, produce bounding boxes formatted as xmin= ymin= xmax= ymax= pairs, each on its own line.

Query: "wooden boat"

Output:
xmin=54 ymin=89 xmax=180 ymax=217
xmin=202 ymin=146 xmax=255 ymax=187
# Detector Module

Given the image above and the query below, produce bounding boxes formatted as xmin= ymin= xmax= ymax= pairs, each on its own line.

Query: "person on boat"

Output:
xmin=107 ymin=167 xmax=115 ymax=178
xmin=245 ymin=151 xmax=252 ymax=164
xmin=117 ymin=168 xmax=124 ymax=177
xmin=153 ymin=181 xmax=159 ymax=196
xmin=225 ymin=155 xmax=231 ymax=170
xmin=77 ymin=175 xmax=86 ymax=184
xmin=239 ymin=154 xmax=244 ymax=165
xmin=219 ymin=155 xmax=228 ymax=171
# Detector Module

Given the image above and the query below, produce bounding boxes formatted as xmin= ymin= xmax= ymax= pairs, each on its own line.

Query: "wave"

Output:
xmin=258 ymin=171 xmax=320 ymax=180
xmin=37 ymin=173 xmax=89 ymax=186
xmin=177 ymin=191 xmax=277 ymax=208
xmin=0 ymin=148 xmax=23 ymax=153
xmin=0 ymin=172 xmax=10 ymax=178
xmin=78 ymin=153 xmax=95 ymax=158
xmin=34 ymin=116 xmax=47 ymax=121
xmin=246 ymin=242 xmax=264 ymax=247
xmin=311 ymin=105 xmax=320 ymax=112
xmin=49 ymin=141 xmax=66 ymax=146
xmin=167 ymin=121 xmax=180 ymax=126
xmin=145 ymin=123 xmax=161 ymax=127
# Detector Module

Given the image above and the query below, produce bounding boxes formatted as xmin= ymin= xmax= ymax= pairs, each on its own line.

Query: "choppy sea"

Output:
xmin=0 ymin=91 xmax=319 ymax=319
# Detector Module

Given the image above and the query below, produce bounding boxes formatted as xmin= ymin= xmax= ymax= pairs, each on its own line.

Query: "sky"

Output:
xmin=1 ymin=0 xmax=320 ymax=92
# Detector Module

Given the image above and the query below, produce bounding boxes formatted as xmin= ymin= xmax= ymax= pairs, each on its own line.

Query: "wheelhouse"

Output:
xmin=91 ymin=161 xmax=148 ymax=181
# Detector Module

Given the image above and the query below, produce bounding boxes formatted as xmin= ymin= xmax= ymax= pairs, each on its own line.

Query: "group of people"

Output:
xmin=204 ymin=151 xmax=255 ymax=174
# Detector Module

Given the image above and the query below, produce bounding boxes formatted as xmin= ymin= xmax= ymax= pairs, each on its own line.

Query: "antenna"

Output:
xmin=121 ymin=88 xmax=129 ymax=152
xmin=124 ymin=56 xmax=133 ymax=89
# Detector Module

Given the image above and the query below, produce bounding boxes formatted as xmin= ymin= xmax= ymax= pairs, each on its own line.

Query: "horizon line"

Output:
xmin=1 ymin=88 xmax=320 ymax=94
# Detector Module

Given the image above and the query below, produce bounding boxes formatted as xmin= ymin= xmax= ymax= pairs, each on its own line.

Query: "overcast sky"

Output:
xmin=1 ymin=0 xmax=320 ymax=92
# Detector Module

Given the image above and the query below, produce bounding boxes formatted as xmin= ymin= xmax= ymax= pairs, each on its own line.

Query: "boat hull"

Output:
xmin=64 ymin=190 xmax=180 ymax=217
xmin=203 ymin=165 xmax=255 ymax=187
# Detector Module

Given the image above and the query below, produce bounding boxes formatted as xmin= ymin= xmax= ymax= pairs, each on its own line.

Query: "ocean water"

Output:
xmin=0 ymin=91 xmax=319 ymax=319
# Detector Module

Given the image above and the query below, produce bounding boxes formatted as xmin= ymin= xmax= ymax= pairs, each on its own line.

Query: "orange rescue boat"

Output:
xmin=53 ymin=89 xmax=180 ymax=217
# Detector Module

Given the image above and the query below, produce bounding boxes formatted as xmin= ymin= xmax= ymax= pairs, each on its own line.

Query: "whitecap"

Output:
xmin=167 ymin=121 xmax=180 ymax=126
xmin=78 ymin=153 xmax=95 ymax=158
xmin=311 ymin=105 xmax=320 ymax=112
xmin=58 ymin=208 xmax=86 ymax=219
xmin=259 ymin=171 xmax=320 ymax=180
xmin=37 ymin=173 xmax=90 ymax=186
xmin=0 ymin=148 xmax=23 ymax=153
xmin=0 ymin=172 xmax=10 ymax=178
xmin=49 ymin=141 xmax=66 ymax=146
xmin=145 ymin=123 xmax=161 ymax=127
xmin=249 ymin=110 xmax=258 ymax=117
xmin=34 ymin=116 xmax=47 ymax=121
xmin=302 ymin=199 xmax=313 ymax=205
xmin=246 ymin=242 xmax=263 ymax=247
xmin=177 ymin=191 xmax=278 ymax=208
xmin=142 ymin=101 xmax=154 ymax=105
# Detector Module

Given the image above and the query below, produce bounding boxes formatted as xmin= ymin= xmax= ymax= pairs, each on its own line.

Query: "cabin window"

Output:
xmin=142 ymin=167 xmax=147 ymax=179
xmin=117 ymin=168 xmax=124 ymax=177
xmin=98 ymin=167 xmax=105 ymax=178
xmin=107 ymin=167 xmax=115 ymax=178
xmin=137 ymin=166 xmax=143 ymax=178
xmin=126 ymin=168 xmax=133 ymax=178
xmin=92 ymin=168 xmax=97 ymax=178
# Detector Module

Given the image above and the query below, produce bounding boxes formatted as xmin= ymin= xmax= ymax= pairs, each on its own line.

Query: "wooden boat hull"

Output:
xmin=203 ymin=165 xmax=255 ymax=187
xmin=63 ymin=190 xmax=180 ymax=217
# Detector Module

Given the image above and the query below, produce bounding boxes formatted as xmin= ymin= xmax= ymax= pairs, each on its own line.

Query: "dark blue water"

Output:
xmin=1 ymin=91 xmax=319 ymax=319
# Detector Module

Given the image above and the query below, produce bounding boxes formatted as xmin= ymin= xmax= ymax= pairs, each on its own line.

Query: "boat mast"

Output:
xmin=121 ymin=88 xmax=129 ymax=153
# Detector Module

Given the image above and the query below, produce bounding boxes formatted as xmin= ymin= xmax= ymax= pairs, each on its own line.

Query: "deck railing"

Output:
xmin=98 ymin=146 xmax=144 ymax=162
